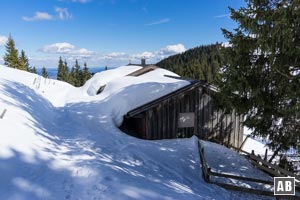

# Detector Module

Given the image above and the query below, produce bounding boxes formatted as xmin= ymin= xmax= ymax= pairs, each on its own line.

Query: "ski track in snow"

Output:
xmin=0 ymin=66 xmax=272 ymax=199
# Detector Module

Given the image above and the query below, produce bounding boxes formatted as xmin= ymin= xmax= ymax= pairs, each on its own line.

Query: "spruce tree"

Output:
xmin=219 ymin=0 xmax=300 ymax=159
xmin=63 ymin=60 xmax=69 ymax=82
xmin=3 ymin=34 xmax=19 ymax=69
xmin=69 ymin=65 xmax=76 ymax=86
xmin=82 ymin=62 xmax=91 ymax=85
xmin=19 ymin=50 xmax=30 ymax=71
xmin=57 ymin=57 xmax=64 ymax=81
xmin=41 ymin=67 xmax=48 ymax=78
xmin=30 ymin=66 xmax=37 ymax=74
xmin=57 ymin=57 xmax=69 ymax=81
xmin=73 ymin=59 xmax=82 ymax=87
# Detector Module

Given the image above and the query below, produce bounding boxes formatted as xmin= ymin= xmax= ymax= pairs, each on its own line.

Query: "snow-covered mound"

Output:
xmin=83 ymin=65 xmax=142 ymax=96
xmin=0 ymin=66 xmax=271 ymax=199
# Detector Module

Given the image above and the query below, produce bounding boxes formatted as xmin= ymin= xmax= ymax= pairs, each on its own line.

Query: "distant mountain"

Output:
xmin=156 ymin=43 xmax=222 ymax=83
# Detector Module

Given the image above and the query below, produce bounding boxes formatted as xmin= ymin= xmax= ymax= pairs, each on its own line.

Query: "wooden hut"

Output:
xmin=120 ymin=76 xmax=244 ymax=148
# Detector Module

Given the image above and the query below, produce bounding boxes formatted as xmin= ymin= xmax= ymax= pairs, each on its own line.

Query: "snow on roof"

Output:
xmin=82 ymin=65 xmax=142 ymax=96
xmin=66 ymin=65 xmax=190 ymax=126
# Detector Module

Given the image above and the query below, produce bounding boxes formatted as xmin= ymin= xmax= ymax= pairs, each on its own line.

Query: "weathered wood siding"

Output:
xmin=120 ymin=84 xmax=243 ymax=148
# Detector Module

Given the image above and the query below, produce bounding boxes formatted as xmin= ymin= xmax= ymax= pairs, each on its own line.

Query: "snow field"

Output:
xmin=0 ymin=66 xmax=273 ymax=199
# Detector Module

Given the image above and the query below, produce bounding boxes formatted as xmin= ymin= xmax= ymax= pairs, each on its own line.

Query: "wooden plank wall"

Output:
xmin=125 ymin=85 xmax=243 ymax=148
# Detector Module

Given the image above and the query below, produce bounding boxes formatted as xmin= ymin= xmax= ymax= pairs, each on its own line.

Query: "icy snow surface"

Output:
xmin=0 ymin=65 xmax=272 ymax=199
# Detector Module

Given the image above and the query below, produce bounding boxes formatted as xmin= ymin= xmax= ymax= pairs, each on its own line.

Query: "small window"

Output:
xmin=96 ymin=85 xmax=106 ymax=95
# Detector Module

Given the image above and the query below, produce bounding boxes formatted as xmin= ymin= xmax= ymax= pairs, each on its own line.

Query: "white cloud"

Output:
xmin=145 ymin=18 xmax=170 ymax=26
xmin=32 ymin=43 xmax=186 ymax=68
xmin=22 ymin=8 xmax=72 ymax=22
xmin=159 ymin=44 xmax=186 ymax=55
xmin=40 ymin=42 xmax=94 ymax=56
xmin=0 ymin=36 xmax=8 ymax=46
xmin=128 ymin=44 xmax=186 ymax=64
xmin=55 ymin=7 xmax=72 ymax=20
xmin=22 ymin=12 xmax=53 ymax=21
xmin=41 ymin=42 xmax=75 ymax=54
xmin=132 ymin=51 xmax=156 ymax=60
xmin=104 ymin=52 xmax=127 ymax=59
xmin=72 ymin=48 xmax=94 ymax=56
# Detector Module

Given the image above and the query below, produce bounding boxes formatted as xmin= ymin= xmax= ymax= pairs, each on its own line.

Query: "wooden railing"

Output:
xmin=247 ymin=152 xmax=300 ymax=189
xmin=228 ymin=143 xmax=300 ymax=189
xmin=198 ymin=141 xmax=210 ymax=182
xmin=198 ymin=140 xmax=300 ymax=199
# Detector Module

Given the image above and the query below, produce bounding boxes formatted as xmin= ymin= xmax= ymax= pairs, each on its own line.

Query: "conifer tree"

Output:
xmin=57 ymin=57 xmax=64 ymax=81
xmin=67 ymin=60 xmax=80 ymax=86
xmin=73 ymin=59 xmax=82 ymax=87
xmin=30 ymin=66 xmax=37 ymax=74
xmin=3 ymin=34 xmax=19 ymax=69
xmin=82 ymin=62 xmax=91 ymax=85
xmin=63 ymin=60 xmax=69 ymax=81
xmin=69 ymin=65 xmax=76 ymax=86
xmin=41 ymin=67 xmax=48 ymax=78
xmin=219 ymin=0 xmax=300 ymax=159
xmin=57 ymin=57 xmax=69 ymax=81
xmin=19 ymin=50 xmax=30 ymax=71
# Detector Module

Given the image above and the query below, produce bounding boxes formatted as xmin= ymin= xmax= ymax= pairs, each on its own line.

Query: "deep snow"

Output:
xmin=0 ymin=65 xmax=272 ymax=199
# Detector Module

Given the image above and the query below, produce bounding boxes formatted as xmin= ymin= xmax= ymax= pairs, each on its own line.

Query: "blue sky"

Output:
xmin=0 ymin=0 xmax=245 ymax=68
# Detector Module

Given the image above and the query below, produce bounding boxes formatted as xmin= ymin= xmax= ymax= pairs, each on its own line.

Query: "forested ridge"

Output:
xmin=156 ymin=43 xmax=222 ymax=83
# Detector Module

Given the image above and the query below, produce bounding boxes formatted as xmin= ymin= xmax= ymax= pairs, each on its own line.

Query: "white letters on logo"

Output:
xmin=286 ymin=181 xmax=292 ymax=191
xmin=277 ymin=181 xmax=284 ymax=192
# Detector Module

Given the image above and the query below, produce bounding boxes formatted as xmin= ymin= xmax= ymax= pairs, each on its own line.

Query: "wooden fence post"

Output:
xmin=0 ymin=109 xmax=7 ymax=119
xmin=237 ymin=134 xmax=250 ymax=153
xmin=264 ymin=149 xmax=268 ymax=161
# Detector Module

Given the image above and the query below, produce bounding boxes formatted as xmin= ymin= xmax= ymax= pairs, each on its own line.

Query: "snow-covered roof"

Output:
xmin=65 ymin=65 xmax=191 ymax=125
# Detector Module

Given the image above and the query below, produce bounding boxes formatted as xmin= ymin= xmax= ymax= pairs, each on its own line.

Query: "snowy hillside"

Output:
xmin=0 ymin=66 xmax=272 ymax=199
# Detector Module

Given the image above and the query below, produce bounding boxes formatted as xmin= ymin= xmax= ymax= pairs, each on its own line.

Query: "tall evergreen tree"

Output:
xmin=69 ymin=65 xmax=76 ymax=86
xmin=57 ymin=57 xmax=64 ymax=81
xmin=3 ymin=34 xmax=19 ymax=69
xmin=41 ymin=67 xmax=48 ymax=78
xmin=19 ymin=50 xmax=30 ymax=71
xmin=82 ymin=62 xmax=91 ymax=85
xmin=73 ymin=59 xmax=82 ymax=87
xmin=75 ymin=59 xmax=81 ymax=82
xmin=63 ymin=60 xmax=69 ymax=81
xmin=57 ymin=57 xmax=69 ymax=81
xmin=219 ymin=0 xmax=300 ymax=160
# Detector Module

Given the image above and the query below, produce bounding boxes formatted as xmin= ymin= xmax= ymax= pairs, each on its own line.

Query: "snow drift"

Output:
xmin=0 ymin=65 xmax=272 ymax=199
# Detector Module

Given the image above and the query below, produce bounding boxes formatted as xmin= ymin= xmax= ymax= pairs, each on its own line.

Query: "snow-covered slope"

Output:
xmin=0 ymin=66 xmax=271 ymax=199
xmin=242 ymin=127 xmax=273 ymax=155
